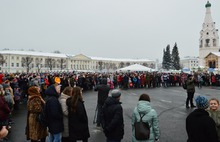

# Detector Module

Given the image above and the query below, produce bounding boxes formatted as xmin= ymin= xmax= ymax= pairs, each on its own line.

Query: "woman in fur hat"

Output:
xmin=26 ymin=86 xmax=48 ymax=142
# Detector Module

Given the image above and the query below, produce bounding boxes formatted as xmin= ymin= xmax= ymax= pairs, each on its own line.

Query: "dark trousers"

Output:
xmin=96 ymin=104 xmax=103 ymax=125
xmin=186 ymin=92 xmax=195 ymax=107
xmin=62 ymin=137 xmax=70 ymax=142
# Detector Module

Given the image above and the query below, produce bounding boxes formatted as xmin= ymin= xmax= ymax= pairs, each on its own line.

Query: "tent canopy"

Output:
xmin=117 ymin=64 xmax=155 ymax=72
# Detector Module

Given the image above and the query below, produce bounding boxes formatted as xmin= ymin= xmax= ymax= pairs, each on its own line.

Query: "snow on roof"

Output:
xmin=90 ymin=56 xmax=153 ymax=62
xmin=0 ymin=50 xmax=154 ymax=62
xmin=0 ymin=50 xmax=67 ymax=58
xmin=182 ymin=56 xmax=199 ymax=60
xmin=211 ymin=52 xmax=220 ymax=57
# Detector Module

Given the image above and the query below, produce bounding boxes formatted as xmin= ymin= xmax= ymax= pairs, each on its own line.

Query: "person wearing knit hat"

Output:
xmin=195 ymin=95 xmax=209 ymax=109
xmin=111 ymin=89 xmax=121 ymax=98
xmin=186 ymin=95 xmax=218 ymax=142
xmin=102 ymin=89 xmax=124 ymax=141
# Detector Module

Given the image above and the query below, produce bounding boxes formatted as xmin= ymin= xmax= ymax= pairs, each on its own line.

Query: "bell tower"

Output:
xmin=199 ymin=1 xmax=219 ymax=66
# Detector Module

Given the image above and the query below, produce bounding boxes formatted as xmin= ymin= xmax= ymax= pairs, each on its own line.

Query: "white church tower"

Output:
xmin=199 ymin=1 xmax=219 ymax=66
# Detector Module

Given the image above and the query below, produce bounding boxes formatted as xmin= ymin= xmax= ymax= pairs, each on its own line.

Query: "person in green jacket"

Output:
xmin=131 ymin=94 xmax=160 ymax=142
xmin=207 ymin=98 xmax=220 ymax=141
xmin=186 ymin=74 xmax=196 ymax=108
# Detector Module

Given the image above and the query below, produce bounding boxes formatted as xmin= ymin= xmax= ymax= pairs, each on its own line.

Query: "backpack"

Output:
xmin=38 ymin=103 xmax=48 ymax=128
xmin=134 ymin=112 xmax=150 ymax=140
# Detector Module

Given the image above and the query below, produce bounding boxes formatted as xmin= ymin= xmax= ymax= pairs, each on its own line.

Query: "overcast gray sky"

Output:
xmin=0 ymin=0 xmax=219 ymax=62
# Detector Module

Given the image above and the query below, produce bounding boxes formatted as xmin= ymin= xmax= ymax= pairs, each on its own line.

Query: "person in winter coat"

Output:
xmin=186 ymin=95 xmax=218 ymax=142
xmin=94 ymin=78 xmax=110 ymax=127
xmin=207 ymin=98 xmax=220 ymax=141
xmin=45 ymin=84 xmax=64 ymax=142
xmin=102 ymin=89 xmax=124 ymax=142
xmin=58 ymin=86 xmax=73 ymax=142
xmin=131 ymin=94 xmax=160 ymax=142
xmin=66 ymin=86 xmax=90 ymax=142
xmin=0 ymin=84 xmax=10 ymax=127
xmin=26 ymin=86 xmax=48 ymax=142
xmin=186 ymin=74 xmax=196 ymax=108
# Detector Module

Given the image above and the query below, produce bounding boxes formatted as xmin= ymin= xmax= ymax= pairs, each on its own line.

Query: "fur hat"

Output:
xmin=195 ymin=95 xmax=209 ymax=109
xmin=111 ymin=89 xmax=121 ymax=98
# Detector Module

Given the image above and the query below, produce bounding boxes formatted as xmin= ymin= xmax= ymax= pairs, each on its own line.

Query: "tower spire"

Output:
xmin=199 ymin=1 xmax=219 ymax=67
xmin=204 ymin=1 xmax=213 ymax=23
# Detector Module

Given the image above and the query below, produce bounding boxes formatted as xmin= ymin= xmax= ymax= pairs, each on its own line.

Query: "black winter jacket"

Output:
xmin=45 ymin=85 xmax=64 ymax=134
xmin=102 ymin=97 xmax=124 ymax=140
xmin=94 ymin=81 xmax=110 ymax=105
xmin=66 ymin=98 xmax=90 ymax=140
xmin=186 ymin=109 xmax=218 ymax=142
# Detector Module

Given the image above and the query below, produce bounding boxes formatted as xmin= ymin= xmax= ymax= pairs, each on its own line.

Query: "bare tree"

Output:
xmin=150 ymin=63 xmax=155 ymax=68
xmin=21 ymin=56 xmax=33 ymax=73
xmin=119 ymin=62 xmax=125 ymax=68
xmin=45 ymin=57 xmax=55 ymax=71
xmin=53 ymin=50 xmax=61 ymax=54
xmin=112 ymin=63 xmax=117 ymax=70
xmin=35 ymin=58 xmax=43 ymax=73
xmin=98 ymin=61 xmax=103 ymax=71
xmin=142 ymin=62 xmax=148 ymax=67
xmin=126 ymin=62 xmax=130 ymax=66
xmin=57 ymin=58 xmax=66 ymax=71
xmin=0 ymin=54 xmax=6 ymax=66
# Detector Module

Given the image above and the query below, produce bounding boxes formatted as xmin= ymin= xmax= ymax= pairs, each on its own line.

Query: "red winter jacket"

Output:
xmin=0 ymin=96 xmax=10 ymax=122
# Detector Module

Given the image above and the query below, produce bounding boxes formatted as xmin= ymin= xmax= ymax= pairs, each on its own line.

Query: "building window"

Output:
xmin=11 ymin=63 xmax=14 ymax=67
xmin=16 ymin=63 xmax=19 ymax=67
xmin=5 ymin=63 xmax=7 ymax=67
xmin=17 ymin=57 xmax=19 ymax=60
xmin=206 ymin=39 xmax=210 ymax=47
xmin=11 ymin=56 xmax=14 ymax=60
xmin=213 ymin=39 xmax=216 ymax=46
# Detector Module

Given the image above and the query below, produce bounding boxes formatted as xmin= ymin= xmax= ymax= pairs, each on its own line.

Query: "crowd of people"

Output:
xmin=0 ymin=71 xmax=220 ymax=141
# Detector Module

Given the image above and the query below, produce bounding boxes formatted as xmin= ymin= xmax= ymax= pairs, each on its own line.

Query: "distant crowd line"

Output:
xmin=1 ymin=70 xmax=220 ymax=141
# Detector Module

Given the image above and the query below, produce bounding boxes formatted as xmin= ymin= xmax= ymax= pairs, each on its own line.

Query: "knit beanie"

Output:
xmin=111 ymin=89 xmax=121 ymax=98
xmin=195 ymin=95 xmax=209 ymax=109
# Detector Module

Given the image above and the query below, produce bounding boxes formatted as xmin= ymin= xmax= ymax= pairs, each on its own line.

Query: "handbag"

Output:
xmin=134 ymin=112 xmax=150 ymax=140
xmin=0 ymin=126 xmax=8 ymax=139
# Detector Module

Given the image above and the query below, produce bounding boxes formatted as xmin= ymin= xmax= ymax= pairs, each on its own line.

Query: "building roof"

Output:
xmin=0 ymin=50 xmax=154 ymax=62
xmin=0 ymin=50 xmax=67 ymax=58
xmin=90 ymin=56 xmax=153 ymax=62
xmin=181 ymin=56 xmax=199 ymax=60
xmin=205 ymin=52 xmax=220 ymax=58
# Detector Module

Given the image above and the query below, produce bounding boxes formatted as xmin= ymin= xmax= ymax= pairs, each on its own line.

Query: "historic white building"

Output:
xmin=199 ymin=1 xmax=219 ymax=67
xmin=180 ymin=56 xmax=199 ymax=71
xmin=0 ymin=50 xmax=155 ymax=73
